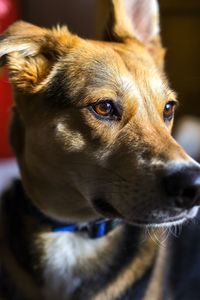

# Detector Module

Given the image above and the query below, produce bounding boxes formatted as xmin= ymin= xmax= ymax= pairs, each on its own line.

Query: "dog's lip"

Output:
xmin=92 ymin=198 xmax=198 ymax=227
xmin=129 ymin=215 xmax=186 ymax=227
xmin=126 ymin=210 xmax=193 ymax=227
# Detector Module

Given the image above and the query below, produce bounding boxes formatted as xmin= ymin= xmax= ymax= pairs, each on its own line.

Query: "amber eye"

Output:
xmin=93 ymin=101 xmax=113 ymax=116
xmin=163 ymin=101 xmax=176 ymax=122
xmin=89 ymin=100 xmax=122 ymax=121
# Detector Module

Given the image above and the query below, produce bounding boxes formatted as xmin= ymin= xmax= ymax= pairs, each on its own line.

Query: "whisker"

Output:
xmin=145 ymin=227 xmax=169 ymax=248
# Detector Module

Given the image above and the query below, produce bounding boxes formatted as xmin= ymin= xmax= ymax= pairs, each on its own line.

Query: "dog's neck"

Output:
xmin=24 ymin=201 xmax=123 ymax=238
xmin=1 ymin=180 xmax=163 ymax=300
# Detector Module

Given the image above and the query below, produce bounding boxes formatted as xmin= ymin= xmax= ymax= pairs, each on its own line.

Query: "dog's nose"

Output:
xmin=163 ymin=166 xmax=200 ymax=209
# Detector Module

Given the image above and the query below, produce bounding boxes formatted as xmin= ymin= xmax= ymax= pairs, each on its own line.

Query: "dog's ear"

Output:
xmin=98 ymin=0 xmax=164 ymax=68
xmin=0 ymin=21 xmax=72 ymax=93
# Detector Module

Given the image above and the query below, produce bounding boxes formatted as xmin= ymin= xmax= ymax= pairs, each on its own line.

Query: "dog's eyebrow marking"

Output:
xmin=82 ymin=52 xmax=139 ymax=97
xmin=85 ymin=74 xmax=141 ymax=101
xmin=149 ymin=75 xmax=174 ymax=103
xmin=83 ymin=55 xmax=142 ymax=103
xmin=116 ymin=74 xmax=142 ymax=100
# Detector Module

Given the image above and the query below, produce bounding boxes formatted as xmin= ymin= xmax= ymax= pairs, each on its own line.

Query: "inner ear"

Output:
xmin=99 ymin=0 xmax=160 ymax=44
xmin=0 ymin=21 xmax=71 ymax=93
xmin=97 ymin=0 xmax=165 ymax=69
xmin=121 ymin=0 xmax=160 ymax=44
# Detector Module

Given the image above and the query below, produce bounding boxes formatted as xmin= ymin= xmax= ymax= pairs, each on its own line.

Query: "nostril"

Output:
xmin=175 ymin=186 xmax=199 ymax=209
xmin=182 ymin=186 xmax=197 ymax=200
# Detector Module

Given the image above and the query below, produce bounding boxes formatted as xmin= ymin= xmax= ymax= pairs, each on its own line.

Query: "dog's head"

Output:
xmin=1 ymin=0 xmax=200 ymax=226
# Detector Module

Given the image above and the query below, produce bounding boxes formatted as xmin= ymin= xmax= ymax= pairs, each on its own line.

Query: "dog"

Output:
xmin=0 ymin=0 xmax=200 ymax=299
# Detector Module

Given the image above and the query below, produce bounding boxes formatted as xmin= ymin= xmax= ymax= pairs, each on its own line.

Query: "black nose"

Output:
xmin=163 ymin=166 xmax=200 ymax=209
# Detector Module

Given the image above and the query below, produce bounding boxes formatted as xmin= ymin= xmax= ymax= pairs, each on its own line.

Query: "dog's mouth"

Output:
xmin=92 ymin=198 xmax=197 ymax=227
xmin=131 ymin=214 xmax=187 ymax=227
xmin=93 ymin=199 xmax=123 ymax=219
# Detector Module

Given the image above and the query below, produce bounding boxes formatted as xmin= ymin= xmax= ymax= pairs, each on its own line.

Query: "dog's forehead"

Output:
xmin=54 ymin=40 xmax=169 ymax=106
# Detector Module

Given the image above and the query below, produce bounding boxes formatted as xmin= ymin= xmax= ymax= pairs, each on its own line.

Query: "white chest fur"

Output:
xmin=38 ymin=230 xmax=120 ymax=300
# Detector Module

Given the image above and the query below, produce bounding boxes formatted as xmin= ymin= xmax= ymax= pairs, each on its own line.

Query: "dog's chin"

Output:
xmin=92 ymin=199 xmax=199 ymax=228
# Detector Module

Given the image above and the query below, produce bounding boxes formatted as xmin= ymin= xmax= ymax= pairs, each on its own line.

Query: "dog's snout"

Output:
xmin=163 ymin=166 xmax=200 ymax=209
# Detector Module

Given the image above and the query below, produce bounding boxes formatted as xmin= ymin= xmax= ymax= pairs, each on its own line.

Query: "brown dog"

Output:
xmin=0 ymin=0 xmax=200 ymax=299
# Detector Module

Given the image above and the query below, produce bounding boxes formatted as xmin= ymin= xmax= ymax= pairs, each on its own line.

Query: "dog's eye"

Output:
xmin=163 ymin=101 xmax=176 ymax=122
xmin=93 ymin=102 xmax=113 ymax=116
xmin=89 ymin=100 xmax=122 ymax=120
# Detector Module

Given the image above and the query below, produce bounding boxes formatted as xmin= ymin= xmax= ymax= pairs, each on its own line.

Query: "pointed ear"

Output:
xmin=97 ymin=0 xmax=165 ymax=68
xmin=109 ymin=0 xmax=160 ymax=43
xmin=0 ymin=21 xmax=72 ymax=93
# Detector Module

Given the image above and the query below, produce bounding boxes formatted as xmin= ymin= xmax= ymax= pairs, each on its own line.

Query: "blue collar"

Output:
xmin=52 ymin=219 xmax=116 ymax=238
xmin=26 ymin=200 xmax=122 ymax=238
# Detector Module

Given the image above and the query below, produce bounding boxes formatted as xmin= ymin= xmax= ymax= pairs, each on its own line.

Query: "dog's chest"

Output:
xmin=39 ymin=232 xmax=110 ymax=300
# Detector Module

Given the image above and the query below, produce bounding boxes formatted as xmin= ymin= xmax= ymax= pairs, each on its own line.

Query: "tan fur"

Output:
xmin=143 ymin=239 xmax=169 ymax=300
xmin=0 ymin=1 xmax=199 ymax=299
xmin=92 ymin=233 xmax=158 ymax=300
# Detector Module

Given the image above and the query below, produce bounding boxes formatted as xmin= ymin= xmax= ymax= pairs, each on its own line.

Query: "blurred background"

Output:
xmin=0 ymin=0 xmax=200 ymax=186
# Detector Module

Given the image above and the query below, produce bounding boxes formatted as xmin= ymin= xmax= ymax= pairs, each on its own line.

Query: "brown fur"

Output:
xmin=1 ymin=19 xmax=193 ymax=225
xmin=0 ymin=1 xmax=200 ymax=299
